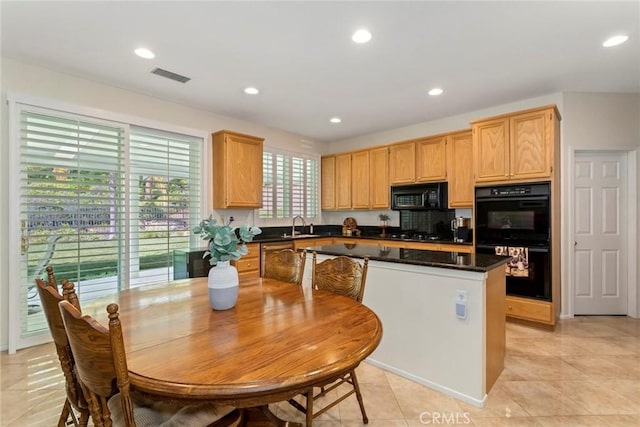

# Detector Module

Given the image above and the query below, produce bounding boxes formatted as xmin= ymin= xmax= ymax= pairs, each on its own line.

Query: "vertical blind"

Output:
xmin=16 ymin=107 xmax=202 ymax=344
xmin=260 ymin=150 xmax=319 ymax=220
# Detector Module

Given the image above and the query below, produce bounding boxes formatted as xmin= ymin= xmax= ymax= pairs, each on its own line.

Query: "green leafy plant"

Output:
xmin=193 ymin=215 xmax=262 ymax=264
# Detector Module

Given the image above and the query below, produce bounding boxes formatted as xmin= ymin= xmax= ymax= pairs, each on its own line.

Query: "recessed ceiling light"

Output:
xmin=428 ymin=88 xmax=444 ymax=96
xmin=134 ymin=48 xmax=155 ymax=59
xmin=244 ymin=87 xmax=259 ymax=95
xmin=330 ymin=117 xmax=342 ymax=124
xmin=352 ymin=29 xmax=372 ymax=44
xmin=603 ymin=35 xmax=629 ymax=47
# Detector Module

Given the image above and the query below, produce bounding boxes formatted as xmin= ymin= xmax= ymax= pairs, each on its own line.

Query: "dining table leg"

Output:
xmin=256 ymin=405 xmax=302 ymax=427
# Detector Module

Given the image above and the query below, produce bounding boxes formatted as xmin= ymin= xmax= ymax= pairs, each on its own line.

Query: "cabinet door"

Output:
xmin=447 ymin=131 xmax=473 ymax=207
xmin=369 ymin=147 xmax=389 ymax=209
xmin=212 ymin=131 xmax=264 ymax=208
xmin=351 ymin=150 xmax=370 ymax=209
xmin=321 ymin=156 xmax=336 ymax=210
xmin=509 ymin=109 xmax=552 ymax=180
xmin=473 ymin=118 xmax=509 ymax=183
xmin=389 ymin=142 xmax=415 ymax=184
xmin=335 ymin=153 xmax=352 ymax=209
xmin=416 ymin=136 xmax=447 ymax=182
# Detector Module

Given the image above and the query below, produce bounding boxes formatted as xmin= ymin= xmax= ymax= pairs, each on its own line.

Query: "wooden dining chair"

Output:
xmin=261 ymin=248 xmax=307 ymax=285
xmin=287 ymin=253 xmax=370 ymax=425
xmin=35 ymin=266 xmax=90 ymax=427
xmin=58 ymin=301 xmax=240 ymax=427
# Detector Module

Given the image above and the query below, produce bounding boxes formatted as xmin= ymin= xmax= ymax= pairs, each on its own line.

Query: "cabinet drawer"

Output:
xmin=439 ymin=244 xmax=473 ymax=254
xmin=235 ymin=257 xmax=259 ymax=273
xmin=505 ymin=296 xmax=553 ymax=324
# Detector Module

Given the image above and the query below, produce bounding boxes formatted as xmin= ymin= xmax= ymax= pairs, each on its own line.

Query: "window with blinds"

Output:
xmin=15 ymin=107 xmax=201 ymax=345
xmin=260 ymin=150 xmax=319 ymax=220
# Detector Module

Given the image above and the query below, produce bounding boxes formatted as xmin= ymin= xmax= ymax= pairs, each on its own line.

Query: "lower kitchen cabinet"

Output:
xmin=505 ymin=295 xmax=554 ymax=325
xmin=232 ymin=243 xmax=260 ymax=278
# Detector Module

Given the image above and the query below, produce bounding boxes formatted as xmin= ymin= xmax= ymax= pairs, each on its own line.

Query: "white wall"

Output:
xmin=561 ymin=92 xmax=640 ymax=317
xmin=0 ymin=58 xmax=326 ymax=349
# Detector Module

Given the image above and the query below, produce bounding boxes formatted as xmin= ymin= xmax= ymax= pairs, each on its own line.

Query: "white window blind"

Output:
xmin=260 ymin=149 xmax=319 ymax=220
xmin=19 ymin=110 xmax=126 ymax=337
xmin=129 ymin=126 xmax=201 ymax=285
xmin=14 ymin=106 xmax=202 ymax=347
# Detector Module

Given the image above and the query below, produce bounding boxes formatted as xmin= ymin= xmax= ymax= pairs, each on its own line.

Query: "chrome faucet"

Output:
xmin=292 ymin=215 xmax=306 ymax=236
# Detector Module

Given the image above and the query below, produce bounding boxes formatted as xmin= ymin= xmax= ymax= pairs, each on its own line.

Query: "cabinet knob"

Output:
xmin=574 ymin=241 xmax=578 ymax=246
xmin=507 ymin=305 xmax=513 ymax=310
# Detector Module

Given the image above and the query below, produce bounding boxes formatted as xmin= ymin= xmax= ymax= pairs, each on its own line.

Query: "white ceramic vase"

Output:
xmin=207 ymin=260 xmax=239 ymax=310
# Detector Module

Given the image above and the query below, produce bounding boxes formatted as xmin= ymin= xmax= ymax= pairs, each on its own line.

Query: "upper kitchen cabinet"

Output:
xmin=321 ymin=156 xmax=336 ymax=210
xmin=369 ymin=146 xmax=390 ymax=209
xmin=472 ymin=105 xmax=560 ymax=184
xmin=447 ymin=130 xmax=473 ymax=207
xmin=415 ymin=135 xmax=447 ymax=182
xmin=212 ymin=130 xmax=264 ymax=208
xmin=389 ymin=141 xmax=416 ymax=184
xmin=335 ymin=153 xmax=352 ymax=209
xmin=321 ymin=147 xmax=389 ymax=210
xmin=351 ymin=150 xmax=370 ymax=209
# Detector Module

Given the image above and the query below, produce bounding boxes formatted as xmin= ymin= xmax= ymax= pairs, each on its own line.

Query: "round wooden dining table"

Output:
xmin=81 ymin=276 xmax=382 ymax=423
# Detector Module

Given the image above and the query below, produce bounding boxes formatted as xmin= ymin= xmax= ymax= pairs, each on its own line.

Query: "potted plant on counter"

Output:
xmin=194 ymin=215 xmax=261 ymax=310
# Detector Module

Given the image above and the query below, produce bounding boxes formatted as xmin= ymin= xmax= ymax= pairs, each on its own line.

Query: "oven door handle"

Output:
xmin=475 ymin=195 xmax=549 ymax=203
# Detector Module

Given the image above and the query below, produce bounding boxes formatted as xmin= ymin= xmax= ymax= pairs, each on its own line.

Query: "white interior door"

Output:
xmin=573 ymin=151 xmax=628 ymax=315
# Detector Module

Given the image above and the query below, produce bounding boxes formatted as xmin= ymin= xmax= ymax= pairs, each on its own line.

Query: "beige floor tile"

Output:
xmin=355 ymin=361 xmax=390 ymax=385
xmin=458 ymin=380 xmax=529 ymax=419
xmin=569 ymin=336 xmax=638 ymax=356
xmin=561 ymin=355 xmax=640 ymax=380
xmin=470 ymin=416 xmax=544 ymax=426
xmin=549 ymin=380 xmax=638 ymax=415
xmin=338 ymin=381 xmax=403 ymax=421
xmin=501 ymin=355 xmax=590 ymax=381
xmin=501 ymin=381 xmax=591 ymax=416
xmin=535 ymin=414 xmax=640 ymax=426
xmin=3 ymin=316 xmax=639 ymax=426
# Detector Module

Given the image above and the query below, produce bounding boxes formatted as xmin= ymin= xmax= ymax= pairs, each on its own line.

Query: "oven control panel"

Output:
xmin=490 ymin=186 xmax=532 ymax=196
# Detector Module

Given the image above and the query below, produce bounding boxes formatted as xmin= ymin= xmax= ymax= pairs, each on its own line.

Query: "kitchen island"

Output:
xmin=298 ymin=243 xmax=507 ymax=407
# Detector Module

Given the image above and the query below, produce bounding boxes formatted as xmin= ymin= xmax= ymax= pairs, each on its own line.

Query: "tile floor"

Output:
xmin=1 ymin=316 xmax=639 ymax=426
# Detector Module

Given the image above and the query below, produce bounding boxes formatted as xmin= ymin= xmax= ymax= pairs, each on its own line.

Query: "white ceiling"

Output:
xmin=1 ymin=1 xmax=638 ymax=142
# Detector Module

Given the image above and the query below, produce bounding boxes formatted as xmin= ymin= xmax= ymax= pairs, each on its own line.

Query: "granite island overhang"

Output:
xmin=298 ymin=243 xmax=508 ymax=408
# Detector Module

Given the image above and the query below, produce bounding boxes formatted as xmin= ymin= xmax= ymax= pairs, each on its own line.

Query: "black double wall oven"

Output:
xmin=475 ymin=182 xmax=551 ymax=301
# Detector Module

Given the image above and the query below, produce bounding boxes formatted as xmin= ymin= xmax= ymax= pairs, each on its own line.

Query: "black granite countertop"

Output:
xmin=252 ymin=233 xmax=473 ymax=247
xmin=299 ymin=243 xmax=506 ymax=273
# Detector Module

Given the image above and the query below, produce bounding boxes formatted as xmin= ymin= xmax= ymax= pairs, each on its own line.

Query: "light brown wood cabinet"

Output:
xmin=447 ymin=130 xmax=474 ymax=207
xmin=321 ymin=156 xmax=336 ymax=210
xmin=472 ymin=106 xmax=559 ymax=184
xmin=294 ymin=237 xmax=335 ymax=250
xmin=505 ymin=295 xmax=554 ymax=325
xmin=335 ymin=153 xmax=352 ymax=209
xmin=389 ymin=141 xmax=416 ymax=184
xmin=322 ymin=147 xmax=389 ymax=210
xmin=232 ymin=243 xmax=260 ymax=278
xmin=416 ymin=136 xmax=447 ymax=182
xmin=351 ymin=150 xmax=370 ymax=209
xmin=369 ymin=147 xmax=389 ymax=209
xmin=212 ymin=130 xmax=264 ymax=208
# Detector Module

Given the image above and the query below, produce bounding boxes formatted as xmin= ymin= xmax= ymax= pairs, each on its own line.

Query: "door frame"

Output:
xmin=564 ymin=147 xmax=638 ymax=318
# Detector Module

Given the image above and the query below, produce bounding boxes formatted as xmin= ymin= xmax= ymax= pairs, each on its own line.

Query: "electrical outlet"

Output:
xmin=229 ymin=216 xmax=234 ymax=223
xmin=456 ymin=290 xmax=467 ymax=319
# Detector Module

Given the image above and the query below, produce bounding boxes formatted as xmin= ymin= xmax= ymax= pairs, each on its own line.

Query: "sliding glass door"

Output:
xmin=8 ymin=103 xmax=202 ymax=352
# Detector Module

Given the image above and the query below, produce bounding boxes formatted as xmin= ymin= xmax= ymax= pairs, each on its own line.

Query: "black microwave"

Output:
xmin=391 ymin=183 xmax=448 ymax=210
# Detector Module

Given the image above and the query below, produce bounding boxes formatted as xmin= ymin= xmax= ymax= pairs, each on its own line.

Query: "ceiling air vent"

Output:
xmin=151 ymin=68 xmax=191 ymax=83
